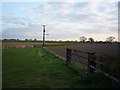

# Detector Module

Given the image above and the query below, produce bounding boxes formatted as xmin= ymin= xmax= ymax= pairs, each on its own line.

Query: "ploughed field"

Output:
xmin=1 ymin=42 xmax=74 ymax=48
xmin=2 ymin=42 xmax=42 ymax=48
xmin=1 ymin=42 xmax=119 ymax=57
xmin=47 ymin=43 xmax=119 ymax=59
xmin=47 ymin=43 xmax=120 ymax=81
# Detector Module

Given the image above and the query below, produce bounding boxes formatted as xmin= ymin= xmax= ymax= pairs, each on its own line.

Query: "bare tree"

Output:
xmin=106 ymin=36 xmax=115 ymax=42
xmin=88 ymin=37 xmax=94 ymax=43
xmin=79 ymin=36 xmax=87 ymax=42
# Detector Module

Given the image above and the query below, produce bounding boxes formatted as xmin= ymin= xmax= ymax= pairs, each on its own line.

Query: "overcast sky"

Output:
xmin=1 ymin=0 xmax=119 ymax=41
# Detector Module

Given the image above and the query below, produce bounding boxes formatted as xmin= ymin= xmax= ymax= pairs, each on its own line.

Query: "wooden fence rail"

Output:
xmin=66 ymin=48 xmax=120 ymax=87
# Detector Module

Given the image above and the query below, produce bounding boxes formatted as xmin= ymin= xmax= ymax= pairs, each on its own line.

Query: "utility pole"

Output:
xmin=42 ymin=25 xmax=45 ymax=47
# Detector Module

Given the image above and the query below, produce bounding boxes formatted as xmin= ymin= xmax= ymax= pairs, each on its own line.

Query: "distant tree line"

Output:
xmin=2 ymin=39 xmax=40 ymax=42
xmin=2 ymin=36 xmax=117 ymax=43
xmin=79 ymin=36 xmax=116 ymax=43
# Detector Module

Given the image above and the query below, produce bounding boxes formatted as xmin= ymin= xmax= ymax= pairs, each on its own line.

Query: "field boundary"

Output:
xmin=66 ymin=48 xmax=120 ymax=87
xmin=43 ymin=47 xmax=66 ymax=63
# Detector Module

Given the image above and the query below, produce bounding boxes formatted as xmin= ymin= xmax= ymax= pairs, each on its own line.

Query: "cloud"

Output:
xmin=1 ymin=0 xmax=119 ymax=2
xmin=2 ymin=1 xmax=118 ymax=41
xmin=2 ymin=27 xmax=42 ymax=39
xmin=2 ymin=17 xmax=29 ymax=28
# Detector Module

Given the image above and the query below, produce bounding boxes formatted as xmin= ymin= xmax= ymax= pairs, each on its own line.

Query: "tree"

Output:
xmin=79 ymin=36 xmax=87 ymax=42
xmin=25 ymin=39 xmax=28 ymax=41
xmin=29 ymin=39 xmax=32 ymax=42
xmin=88 ymin=37 xmax=94 ymax=43
xmin=34 ymin=39 xmax=37 ymax=42
xmin=106 ymin=36 xmax=115 ymax=42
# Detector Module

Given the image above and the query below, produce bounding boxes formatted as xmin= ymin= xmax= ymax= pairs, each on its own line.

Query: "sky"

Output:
xmin=0 ymin=0 xmax=119 ymax=41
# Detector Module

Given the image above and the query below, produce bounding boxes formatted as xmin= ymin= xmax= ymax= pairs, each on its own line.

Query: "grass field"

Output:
xmin=2 ymin=48 xmax=113 ymax=88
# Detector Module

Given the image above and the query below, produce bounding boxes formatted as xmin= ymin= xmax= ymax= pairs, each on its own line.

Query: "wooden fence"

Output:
xmin=66 ymin=48 xmax=120 ymax=87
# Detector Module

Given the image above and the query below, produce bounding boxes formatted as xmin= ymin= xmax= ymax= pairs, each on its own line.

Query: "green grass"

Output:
xmin=2 ymin=48 xmax=113 ymax=88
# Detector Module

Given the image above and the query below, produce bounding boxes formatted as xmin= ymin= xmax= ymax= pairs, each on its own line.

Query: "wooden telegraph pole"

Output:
xmin=42 ymin=25 xmax=45 ymax=47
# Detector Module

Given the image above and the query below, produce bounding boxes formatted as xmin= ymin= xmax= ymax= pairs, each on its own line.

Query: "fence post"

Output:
xmin=66 ymin=48 xmax=71 ymax=65
xmin=89 ymin=53 xmax=96 ymax=73
xmin=87 ymin=53 xmax=96 ymax=75
xmin=87 ymin=53 xmax=90 ymax=75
